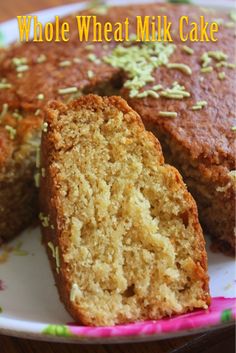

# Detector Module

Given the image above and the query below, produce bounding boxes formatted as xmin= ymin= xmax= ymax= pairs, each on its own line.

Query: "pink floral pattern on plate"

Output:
xmin=42 ymin=297 xmax=236 ymax=339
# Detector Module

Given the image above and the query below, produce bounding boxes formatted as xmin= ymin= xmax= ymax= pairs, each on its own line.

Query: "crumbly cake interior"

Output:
xmin=146 ymin=124 xmax=235 ymax=253
xmin=51 ymin=101 xmax=207 ymax=325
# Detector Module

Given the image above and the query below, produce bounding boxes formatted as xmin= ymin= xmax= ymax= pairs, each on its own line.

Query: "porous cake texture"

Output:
xmin=40 ymin=95 xmax=210 ymax=326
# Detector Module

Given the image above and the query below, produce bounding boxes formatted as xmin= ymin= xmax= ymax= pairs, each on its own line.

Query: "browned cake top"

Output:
xmin=0 ymin=3 xmax=235 ymax=172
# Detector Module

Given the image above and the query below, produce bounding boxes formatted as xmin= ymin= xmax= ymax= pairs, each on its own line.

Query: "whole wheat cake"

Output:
xmin=40 ymin=95 xmax=209 ymax=326
xmin=0 ymin=3 xmax=235 ymax=253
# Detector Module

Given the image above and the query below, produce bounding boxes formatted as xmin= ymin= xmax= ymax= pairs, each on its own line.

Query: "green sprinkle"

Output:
xmin=208 ymin=50 xmax=228 ymax=61
xmin=36 ymin=147 xmax=40 ymax=168
xmin=35 ymin=109 xmax=41 ymax=116
xmin=59 ymin=60 xmax=72 ymax=67
xmin=160 ymin=82 xmax=190 ymax=100
xmin=191 ymin=101 xmax=207 ymax=110
xmin=228 ymin=170 xmax=236 ymax=179
xmin=231 ymin=126 xmax=236 ymax=131
xmin=48 ymin=242 xmax=56 ymax=257
xmin=218 ymin=71 xmax=226 ymax=80
xmin=201 ymin=52 xmax=211 ymax=68
xmin=158 ymin=111 xmax=177 ymax=118
xmin=167 ymin=63 xmax=192 ymax=75
xmin=191 ymin=105 xmax=202 ymax=110
xmin=200 ymin=66 xmax=213 ymax=73
xmin=226 ymin=63 xmax=236 ymax=69
xmin=93 ymin=5 xmax=107 ymax=15
xmin=12 ymin=110 xmax=23 ymax=120
xmin=58 ymin=87 xmax=78 ymax=95
xmin=103 ymin=41 xmax=175 ymax=98
xmin=136 ymin=90 xmax=159 ymax=99
xmin=55 ymin=246 xmax=60 ymax=272
xmin=129 ymin=33 xmax=137 ymax=42
xmin=200 ymin=51 xmax=227 ymax=68
xmin=152 ymin=84 xmax=163 ymax=91
xmin=16 ymin=64 xmax=29 ymax=73
xmin=11 ymin=58 xmax=29 ymax=73
xmin=215 ymin=61 xmax=227 ymax=68
xmin=160 ymin=92 xmax=185 ymax=99
xmin=167 ymin=89 xmax=190 ymax=97
xmin=42 ymin=122 xmax=48 ymax=132
xmin=88 ymin=0 xmax=108 ymax=15
xmin=12 ymin=57 xmax=27 ymax=67
xmin=87 ymin=53 xmax=101 ymax=64
xmin=36 ymin=54 xmax=47 ymax=63
xmin=47 ymin=242 xmax=60 ymax=272
xmin=87 ymin=70 xmax=94 ymax=79
xmin=34 ymin=172 xmax=40 ymax=187
xmin=0 ymin=103 xmax=8 ymax=119
xmin=0 ymin=82 xmax=12 ymax=89
xmin=39 ymin=213 xmax=50 ymax=227
xmin=5 ymin=125 xmax=16 ymax=139
xmin=37 ymin=93 xmax=44 ymax=100
xmin=197 ymin=100 xmax=207 ymax=106
xmin=182 ymin=45 xmax=194 ymax=55
xmin=85 ymin=44 xmax=95 ymax=50
xmin=87 ymin=53 xmax=96 ymax=61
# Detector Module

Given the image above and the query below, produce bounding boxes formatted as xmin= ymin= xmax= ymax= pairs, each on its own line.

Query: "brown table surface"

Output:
xmin=0 ymin=1 xmax=235 ymax=352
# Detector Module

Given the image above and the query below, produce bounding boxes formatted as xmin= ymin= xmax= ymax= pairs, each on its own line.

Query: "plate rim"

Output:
xmin=0 ymin=319 xmax=235 ymax=344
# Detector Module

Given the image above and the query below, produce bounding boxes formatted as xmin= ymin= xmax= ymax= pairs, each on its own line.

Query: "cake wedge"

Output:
xmin=40 ymin=95 xmax=210 ymax=326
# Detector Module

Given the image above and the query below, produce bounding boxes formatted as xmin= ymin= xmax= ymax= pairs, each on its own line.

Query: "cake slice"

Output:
xmin=39 ymin=95 xmax=210 ymax=326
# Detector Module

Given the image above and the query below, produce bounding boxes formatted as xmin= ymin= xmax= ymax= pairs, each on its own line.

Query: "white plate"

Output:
xmin=0 ymin=0 xmax=235 ymax=344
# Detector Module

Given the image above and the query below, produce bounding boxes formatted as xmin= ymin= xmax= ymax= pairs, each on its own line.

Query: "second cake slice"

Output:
xmin=40 ymin=95 xmax=210 ymax=326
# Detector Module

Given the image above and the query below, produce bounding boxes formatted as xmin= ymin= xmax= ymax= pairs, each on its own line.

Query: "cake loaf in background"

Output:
xmin=0 ymin=3 xmax=235 ymax=253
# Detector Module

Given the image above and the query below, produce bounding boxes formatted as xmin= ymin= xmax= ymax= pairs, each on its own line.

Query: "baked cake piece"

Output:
xmin=39 ymin=95 xmax=209 ymax=326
